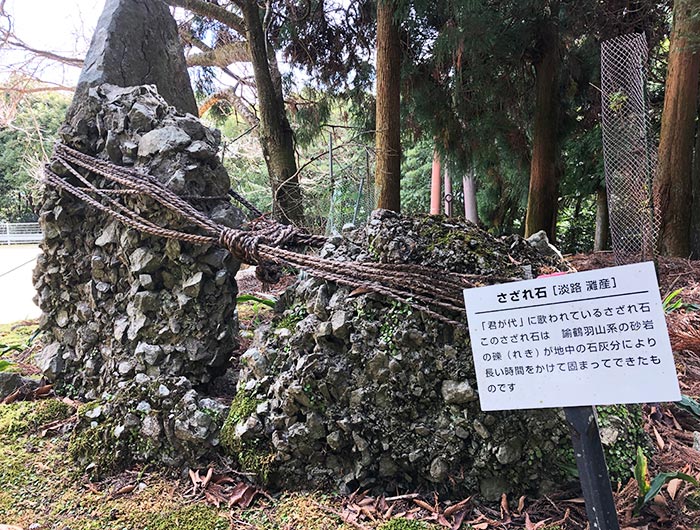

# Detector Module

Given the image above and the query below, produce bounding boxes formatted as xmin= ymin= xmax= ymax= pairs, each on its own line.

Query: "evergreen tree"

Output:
xmin=655 ymin=0 xmax=700 ymax=256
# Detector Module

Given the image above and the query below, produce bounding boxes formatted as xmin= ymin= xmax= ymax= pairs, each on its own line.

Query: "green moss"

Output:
xmin=142 ymin=504 xmax=228 ymax=530
xmin=596 ymin=404 xmax=650 ymax=485
xmin=222 ymin=389 xmax=261 ymax=431
xmin=32 ymin=398 xmax=73 ymax=425
xmin=378 ymin=300 xmax=412 ymax=355
xmin=0 ymin=401 xmax=32 ymax=436
xmin=0 ymin=320 xmax=39 ymax=353
xmin=67 ymin=420 xmax=123 ymax=477
xmin=220 ymin=389 xmax=273 ymax=482
xmin=378 ymin=519 xmax=441 ymax=530
xmin=0 ymin=399 xmax=73 ymax=437
xmin=276 ymin=303 xmax=307 ymax=330
xmin=274 ymin=493 xmax=353 ymax=530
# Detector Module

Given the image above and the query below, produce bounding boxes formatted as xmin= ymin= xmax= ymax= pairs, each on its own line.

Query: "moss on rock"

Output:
xmin=220 ymin=389 xmax=274 ymax=481
xmin=596 ymin=404 xmax=650 ymax=485
xmin=0 ymin=399 xmax=73 ymax=437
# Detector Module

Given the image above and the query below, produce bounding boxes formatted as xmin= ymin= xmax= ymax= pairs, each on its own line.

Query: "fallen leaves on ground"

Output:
xmin=188 ymin=467 xmax=262 ymax=509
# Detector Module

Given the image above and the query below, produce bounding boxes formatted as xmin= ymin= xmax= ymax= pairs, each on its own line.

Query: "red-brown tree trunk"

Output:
xmin=375 ymin=0 xmax=401 ymax=212
xmin=692 ymin=88 xmax=700 ymax=258
xmin=524 ymin=7 xmax=561 ymax=242
xmin=655 ymin=0 xmax=700 ymax=256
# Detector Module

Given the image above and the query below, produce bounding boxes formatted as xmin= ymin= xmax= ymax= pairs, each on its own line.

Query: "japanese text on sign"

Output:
xmin=463 ymin=262 xmax=681 ymax=411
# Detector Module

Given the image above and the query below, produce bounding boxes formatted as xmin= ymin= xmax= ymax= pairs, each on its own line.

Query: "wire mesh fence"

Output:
xmin=600 ymin=33 xmax=658 ymax=265
xmin=299 ymin=131 xmax=376 ymax=236
xmin=0 ymin=222 xmax=42 ymax=245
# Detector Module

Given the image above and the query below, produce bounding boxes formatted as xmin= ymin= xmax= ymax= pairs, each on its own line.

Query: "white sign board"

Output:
xmin=463 ymin=262 xmax=681 ymax=411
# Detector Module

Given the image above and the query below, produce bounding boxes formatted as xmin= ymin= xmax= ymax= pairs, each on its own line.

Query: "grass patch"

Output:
xmin=0 ymin=320 xmax=39 ymax=353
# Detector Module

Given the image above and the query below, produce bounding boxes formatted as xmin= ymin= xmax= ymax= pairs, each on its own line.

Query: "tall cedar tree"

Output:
xmin=655 ymin=0 xmax=700 ymax=256
xmin=693 ymin=97 xmax=700 ymax=258
xmin=375 ymin=0 xmax=402 ymax=211
xmin=524 ymin=2 xmax=561 ymax=240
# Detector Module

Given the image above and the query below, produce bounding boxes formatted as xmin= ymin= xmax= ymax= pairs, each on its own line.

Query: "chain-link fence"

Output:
xmin=600 ymin=33 xmax=658 ymax=265
xmin=300 ymin=132 xmax=375 ymax=236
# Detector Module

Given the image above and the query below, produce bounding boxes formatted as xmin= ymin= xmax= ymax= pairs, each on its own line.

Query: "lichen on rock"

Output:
xmin=222 ymin=210 xmax=579 ymax=499
xmin=35 ymin=84 xmax=242 ymax=469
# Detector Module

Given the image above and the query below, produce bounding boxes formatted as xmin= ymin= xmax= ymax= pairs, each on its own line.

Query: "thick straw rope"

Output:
xmin=43 ymin=143 xmax=518 ymax=326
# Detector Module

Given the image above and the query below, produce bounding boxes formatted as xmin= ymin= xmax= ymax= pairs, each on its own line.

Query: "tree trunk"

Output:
xmin=524 ymin=6 xmax=561 ymax=242
xmin=566 ymin=195 xmax=583 ymax=252
xmin=463 ymin=165 xmax=479 ymax=224
xmin=240 ymin=0 xmax=304 ymax=225
xmin=430 ymin=149 xmax=441 ymax=215
xmin=375 ymin=0 xmax=401 ymax=212
xmin=443 ymin=166 xmax=453 ymax=217
xmin=594 ymin=186 xmax=610 ymax=251
xmin=692 ymin=89 xmax=700 ymax=258
xmin=655 ymin=0 xmax=700 ymax=256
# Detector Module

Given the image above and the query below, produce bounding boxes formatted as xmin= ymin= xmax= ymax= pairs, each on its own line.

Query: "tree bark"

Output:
xmin=692 ymin=88 xmax=700 ymax=258
xmin=375 ymin=0 xmax=401 ymax=212
xmin=430 ymin=149 xmax=441 ymax=215
xmin=463 ymin=165 xmax=479 ymax=224
xmin=524 ymin=6 xmax=561 ymax=242
xmin=655 ymin=0 xmax=700 ymax=256
xmin=594 ymin=186 xmax=610 ymax=251
xmin=240 ymin=0 xmax=304 ymax=225
xmin=443 ymin=166 xmax=452 ymax=217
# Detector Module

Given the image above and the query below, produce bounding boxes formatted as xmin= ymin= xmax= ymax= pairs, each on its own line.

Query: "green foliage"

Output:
xmin=634 ymin=446 xmax=699 ymax=514
xmin=237 ymin=294 xmax=277 ymax=308
xmin=675 ymin=394 xmax=700 ymax=420
xmin=0 ymin=321 xmax=40 ymax=357
xmin=379 ymin=300 xmax=413 ymax=356
xmin=596 ymin=405 xmax=650 ymax=485
xmin=662 ymin=289 xmax=700 ymax=313
xmin=276 ymin=303 xmax=307 ymax=330
xmin=0 ymin=92 xmax=70 ymax=221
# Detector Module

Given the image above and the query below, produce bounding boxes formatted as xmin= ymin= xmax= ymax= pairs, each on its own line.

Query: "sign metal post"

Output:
xmin=564 ymin=405 xmax=620 ymax=530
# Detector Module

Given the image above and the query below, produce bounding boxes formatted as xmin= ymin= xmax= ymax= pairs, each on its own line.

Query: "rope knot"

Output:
xmin=218 ymin=227 xmax=260 ymax=263
xmin=218 ymin=226 xmax=283 ymax=285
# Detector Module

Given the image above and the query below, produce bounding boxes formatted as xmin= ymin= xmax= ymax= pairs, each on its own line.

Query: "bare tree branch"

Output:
xmin=3 ymin=37 xmax=84 ymax=68
xmin=164 ymin=0 xmax=246 ymax=34
xmin=186 ymin=40 xmax=249 ymax=67
xmin=0 ymin=84 xmax=75 ymax=93
xmin=199 ymin=87 xmax=259 ymax=127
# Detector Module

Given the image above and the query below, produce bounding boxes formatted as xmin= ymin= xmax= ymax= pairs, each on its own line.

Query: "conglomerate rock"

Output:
xmin=222 ymin=210 xmax=581 ymax=500
xmin=67 ymin=0 xmax=197 ymax=119
xmin=33 ymin=84 xmax=243 ymax=467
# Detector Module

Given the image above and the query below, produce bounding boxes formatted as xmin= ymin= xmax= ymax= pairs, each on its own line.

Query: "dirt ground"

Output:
xmin=1 ymin=253 xmax=699 ymax=529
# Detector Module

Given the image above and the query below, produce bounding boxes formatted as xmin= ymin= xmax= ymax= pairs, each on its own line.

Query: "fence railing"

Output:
xmin=0 ymin=222 xmax=43 ymax=245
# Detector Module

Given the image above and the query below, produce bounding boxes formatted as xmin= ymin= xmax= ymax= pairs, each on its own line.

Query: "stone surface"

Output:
xmin=441 ymin=380 xmax=476 ymax=405
xmin=67 ymin=0 xmax=197 ymax=119
xmin=222 ymin=211 xmax=575 ymax=498
xmin=526 ymin=230 xmax=563 ymax=260
xmin=35 ymin=84 xmax=244 ymax=467
xmin=0 ymin=372 xmax=22 ymax=399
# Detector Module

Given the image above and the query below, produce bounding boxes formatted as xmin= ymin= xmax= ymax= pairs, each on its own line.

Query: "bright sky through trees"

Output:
xmin=1 ymin=0 xmax=103 ymax=86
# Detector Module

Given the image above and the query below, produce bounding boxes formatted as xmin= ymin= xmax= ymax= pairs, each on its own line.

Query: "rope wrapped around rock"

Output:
xmin=43 ymin=143 xmax=518 ymax=326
